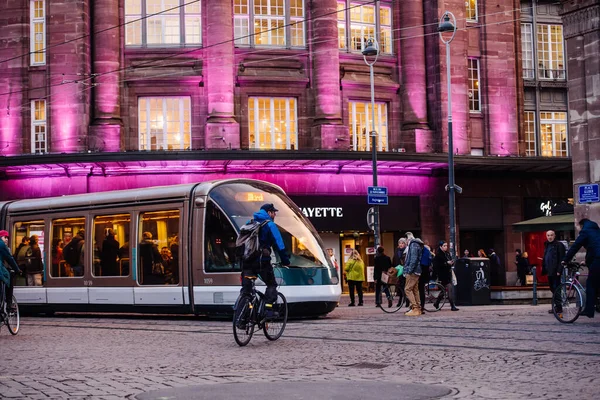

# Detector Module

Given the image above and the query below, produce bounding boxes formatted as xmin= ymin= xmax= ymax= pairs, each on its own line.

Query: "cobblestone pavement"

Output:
xmin=1 ymin=297 xmax=599 ymax=399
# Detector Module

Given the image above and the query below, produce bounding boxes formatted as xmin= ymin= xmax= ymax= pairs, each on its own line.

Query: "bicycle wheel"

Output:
xmin=553 ymin=282 xmax=583 ymax=323
xmin=233 ymin=295 xmax=255 ymax=346
xmin=263 ymin=292 xmax=288 ymax=341
xmin=423 ymin=282 xmax=446 ymax=312
xmin=380 ymin=284 xmax=404 ymax=314
xmin=7 ymin=296 xmax=19 ymax=335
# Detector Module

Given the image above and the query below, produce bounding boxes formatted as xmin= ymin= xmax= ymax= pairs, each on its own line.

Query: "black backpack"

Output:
xmin=235 ymin=220 xmax=268 ymax=263
xmin=63 ymin=237 xmax=81 ymax=265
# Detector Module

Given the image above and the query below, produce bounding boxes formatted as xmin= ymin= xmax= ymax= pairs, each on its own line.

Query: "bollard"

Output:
xmin=531 ymin=265 xmax=537 ymax=306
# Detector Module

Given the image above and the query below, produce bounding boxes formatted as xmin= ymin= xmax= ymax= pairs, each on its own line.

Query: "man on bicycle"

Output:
xmin=0 ymin=230 xmax=21 ymax=312
xmin=241 ymin=204 xmax=290 ymax=317
xmin=562 ymin=218 xmax=600 ymax=318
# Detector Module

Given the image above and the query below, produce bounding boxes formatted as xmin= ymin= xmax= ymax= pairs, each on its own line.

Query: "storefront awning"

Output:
xmin=512 ymin=214 xmax=575 ymax=232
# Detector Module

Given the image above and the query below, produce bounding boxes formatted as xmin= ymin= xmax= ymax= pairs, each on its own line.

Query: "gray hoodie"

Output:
xmin=404 ymin=238 xmax=424 ymax=276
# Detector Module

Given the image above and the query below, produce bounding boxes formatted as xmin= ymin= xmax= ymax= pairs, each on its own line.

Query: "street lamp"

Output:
xmin=439 ymin=12 xmax=458 ymax=260
xmin=362 ymin=37 xmax=381 ymax=248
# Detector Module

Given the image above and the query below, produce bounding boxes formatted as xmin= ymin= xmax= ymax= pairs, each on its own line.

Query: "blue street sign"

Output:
xmin=579 ymin=184 xmax=599 ymax=204
xmin=368 ymin=195 xmax=388 ymax=205
xmin=368 ymin=186 xmax=388 ymax=196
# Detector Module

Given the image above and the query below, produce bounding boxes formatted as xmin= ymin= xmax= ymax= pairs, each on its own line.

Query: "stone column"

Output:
xmin=204 ymin=0 xmax=239 ymax=150
xmin=311 ymin=0 xmax=347 ymax=150
xmin=560 ymin=0 xmax=600 ymax=224
xmin=399 ymin=0 xmax=431 ymax=152
xmin=90 ymin=0 xmax=121 ymax=152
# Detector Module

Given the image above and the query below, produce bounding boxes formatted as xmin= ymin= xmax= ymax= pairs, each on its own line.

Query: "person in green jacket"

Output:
xmin=345 ymin=249 xmax=365 ymax=306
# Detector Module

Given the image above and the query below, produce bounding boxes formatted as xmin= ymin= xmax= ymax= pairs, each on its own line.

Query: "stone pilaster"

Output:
xmin=311 ymin=0 xmax=347 ymax=150
xmin=48 ymin=0 xmax=91 ymax=153
xmin=204 ymin=0 xmax=239 ymax=150
xmin=560 ymin=0 xmax=600 ymax=224
xmin=90 ymin=0 xmax=121 ymax=152
xmin=399 ymin=0 xmax=431 ymax=152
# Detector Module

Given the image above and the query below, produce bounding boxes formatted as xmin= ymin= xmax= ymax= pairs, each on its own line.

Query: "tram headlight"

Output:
xmin=330 ymin=277 xmax=339 ymax=285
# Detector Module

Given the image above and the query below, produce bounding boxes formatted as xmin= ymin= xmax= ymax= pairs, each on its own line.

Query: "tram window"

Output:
xmin=138 ymin=210 xmax=180 ymax=285
xmin=93 ymin=214 xmax=131 ymax=277
xmin=12 ymin=220 xmax=46 ymax=286
xmin=51 ymin=217 xmax=86 ymax=277
xmin=205 ymin=201 xmax=239 ymax=273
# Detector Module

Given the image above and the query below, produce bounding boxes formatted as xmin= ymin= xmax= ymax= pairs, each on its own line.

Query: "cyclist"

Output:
xmin=241 ymin=203 xmax=290 ymax=317
xmin=0 ymin=230 xmax=21 ymax=312
xmin=562 ymin=218 xmax=600 ymax=318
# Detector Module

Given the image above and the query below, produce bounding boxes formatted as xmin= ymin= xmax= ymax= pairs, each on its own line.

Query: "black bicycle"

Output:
xmin=232 ymin=273 xmax=288 ymax=346
xmin=0 ymin=275 xmax=20 ymax=335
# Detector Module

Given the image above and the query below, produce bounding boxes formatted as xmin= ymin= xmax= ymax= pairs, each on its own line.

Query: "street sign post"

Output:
xmin=368 ymin=195 xmax=388 ymax=205
xmin=578 ymin=184 xmax=599 ymax=204
xmin=367 ymin=186 xmax=388 ymax=205
xmin=368 ymin=186 xmax=388 ymax=196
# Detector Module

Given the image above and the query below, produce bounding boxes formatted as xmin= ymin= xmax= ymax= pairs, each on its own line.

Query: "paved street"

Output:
xmin=1 ymin=297 xmax=599 ymax=399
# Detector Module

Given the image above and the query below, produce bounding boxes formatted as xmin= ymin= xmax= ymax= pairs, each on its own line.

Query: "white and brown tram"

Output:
xmin=0 ymin=179 xmax=341 ymax=316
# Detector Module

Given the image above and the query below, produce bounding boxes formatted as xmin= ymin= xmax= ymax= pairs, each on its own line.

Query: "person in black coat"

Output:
xmin=100 ymin=229 xmax=120 ymax=276
xmin=543 ymin=230 xmax=565 ymax=313
xmin=374 ymin=246 xmax=392 ymax=308
xmin=139 ymin=232 xmax=162 ymax=285
xmin=515 ymin=249 xmax=529 ymax=286
xmin=432 ymin=241 xmax=458 ymax=311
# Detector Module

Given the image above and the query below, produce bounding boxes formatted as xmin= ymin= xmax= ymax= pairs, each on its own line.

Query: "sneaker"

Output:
xmin=348 ymin=303 xmax=355 ymax=307
xmin=405 ymin=308 xmax=421 ymax=316
xmin=434 ymin=300 xmax=441 ymax=310
xmin=357 ymin=303 xmax=363 ymax=306
xmin=388 ymin=299 xmax=393 ymax=308
xmin=375 ymin=303 xmax=381 ymax=308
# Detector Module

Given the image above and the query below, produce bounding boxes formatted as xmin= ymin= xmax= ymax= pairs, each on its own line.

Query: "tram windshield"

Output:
xmin=208 ymin=182 xmax=333 ymax=272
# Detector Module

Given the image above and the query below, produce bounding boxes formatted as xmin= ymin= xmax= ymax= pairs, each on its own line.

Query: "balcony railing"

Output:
xmin=538 ymin=68 xmax=566 ymax=80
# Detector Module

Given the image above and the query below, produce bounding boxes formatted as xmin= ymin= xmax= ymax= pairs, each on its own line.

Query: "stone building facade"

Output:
xmin=0 ymin=0 xmax=574 ymax=286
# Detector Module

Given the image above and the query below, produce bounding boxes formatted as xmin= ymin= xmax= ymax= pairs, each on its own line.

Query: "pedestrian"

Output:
xmin=515 ymin=249 xmax=529 ymax=286
xmin=100 ymin=228 xmax=120 ymax=276
xmin=14 ymin=236 xmax=31 ymax=282
xmin=418 ymin=240 xmax=433 ymax=313
xmin=463 ymin=249 xmax=471 ymax=258
xmin=344 ymin=249 xmax=365 ymax=306
xmin=374 ymin=246 xmax=392 ymax=308
xmin=542 ymin=230 xmax=565 ymax=314
xmin=477 ymin=249 xmax=487 ymax=258
xmin=392 ymin=238 xmax=407 ymax=304
xmin=326 ymin=248 xmax=340 ymax=283
xmin=432 ymin=241 xmax=459 ymax=311
xmin=488 ymin=248 xmax=502 ymax=285
xmin=403 ymin=232 xmax=424 ymax=316
xmin=562 ymin=219 xmax=600 ymax=318
xmin=26 ymin=235 xmax=43 ymax=286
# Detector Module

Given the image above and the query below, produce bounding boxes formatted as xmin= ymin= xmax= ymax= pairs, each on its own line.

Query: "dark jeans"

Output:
xmin=348 ymin=280 xmax=363 ymax=305
xmin=584 ymin=259 xmax=600 ymax=316
xmin=241 ymin=258 xmax=277 ymax=304
xmin=3 ymin=271 xmax=16 ymax=308
xmin=375 ymin=280 xmax=390 ymax=305
xmin=418 ymin=268 xmax=430 ymax=310
xmin=548 ymin=274 xmax=561 ymax=309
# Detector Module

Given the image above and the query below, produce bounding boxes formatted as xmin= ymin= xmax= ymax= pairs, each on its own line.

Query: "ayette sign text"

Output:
xmin=301 ymin=207 xmax=343 ymax=218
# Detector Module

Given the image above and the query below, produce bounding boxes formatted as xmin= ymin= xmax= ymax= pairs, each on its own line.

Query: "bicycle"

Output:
xmin=552 ymin=261 xmax=600 ymax=323
xmin=0 ymin=275 xmax=20 ymax=335
xmin=232 ymin=273 xmax=288 ymax=346
xmin=423 ymin=281 xmax=447 ymax=312
xmin=378 ymin=280 xmax=406 ymax=314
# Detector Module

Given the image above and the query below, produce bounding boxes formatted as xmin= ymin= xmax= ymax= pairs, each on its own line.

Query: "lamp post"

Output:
xmin=438 ymin=12 xmax=458 ymax=260
xmin=362 ymin=37 xmax=381 ymax=248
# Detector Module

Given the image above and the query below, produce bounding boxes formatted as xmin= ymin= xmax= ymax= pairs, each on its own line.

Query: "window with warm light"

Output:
xmin=524 ymin=111 xmax=536 ymax=156
xmin=138 ymin=97 xmax=191 ymax=151
xmin=521 ymin=23 xmax=534 ymax=79
xmin=31 ymin=100 xmax=47 ymax=154
xmin=248 ymin=97 xmax=298 ymax=150
xmin=540 ymin=112 xmax=567 ymax=157
xmin=467 ymin=58 xmax=481 ymax=112
xmin=466 ymin=0 xmax=478 ymax=21
xmin=337 ymin=1 xmax=392 ymax=54
xmin=234 ymin=0 xmax=304 ymax=47
xmin=348 ymin=101 xmax=388 ymax=152
xmin=537 ymin=24 xmax=565 ymax=80
xmin=30 ymin=0 xmax=45 ymax=65
xmin=125 ymin=0 xmax=201 ymax=46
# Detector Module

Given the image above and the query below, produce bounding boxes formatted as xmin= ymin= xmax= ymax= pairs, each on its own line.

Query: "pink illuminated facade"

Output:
xmin=0 ymin=0 xmax=575 ymax=286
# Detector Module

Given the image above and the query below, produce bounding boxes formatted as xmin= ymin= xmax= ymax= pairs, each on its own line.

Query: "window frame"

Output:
xmin=30 ymin=0 xmax=46 ymax=65
xmin=521 ymin=23 xmax=535 ymax=79
xmin=466 ymin=0 xmax=478 ymax=22
xmin=31 ymin=99 xmax=47 ymax=154
xmin=233 ymin=0 xmax=305 ymax=48
xmin=92 ymin=213 xmax=132 ymax=278
xmin=248 ymin=96 xmax=298 ymax=150
xmin=524 ymin=110 xmax=536 ymax=156
xmin=124 ymin=0 xmax=202 ymax=47
xmin=348 ymin=100 xmax=388 ymax=152
xmin=536 ymin=24 xmax=565 ymax=80
xmin=337 ymin=1 xmax=393 ymax=55
xmin=138 ymin=96 xmax=191 ymax=151
xmin=539 ymin=111 xmax=568 ymax=157
xmin=467 ymin=58 xmax=481 ymax=113
xmin=49 ymin=216 xmax=87 ymax=279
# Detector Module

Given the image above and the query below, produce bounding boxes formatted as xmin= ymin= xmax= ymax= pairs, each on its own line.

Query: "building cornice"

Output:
xmin=560 ymin=1 xmax=600 ymax=39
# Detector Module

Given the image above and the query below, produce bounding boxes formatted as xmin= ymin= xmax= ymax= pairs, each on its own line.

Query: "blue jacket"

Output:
xmin=564 ymin=220 xmax=600 ymax=265
xmin=253 ymin=209 xmax=290 ymax=265
xmin=0 ymin=240 xmax=20 ymax=288
xmin=404 ymin=238 xmax=424 ymax=276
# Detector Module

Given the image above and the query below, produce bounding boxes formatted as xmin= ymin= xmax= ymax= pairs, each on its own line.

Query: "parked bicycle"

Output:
xmin=378 ymin=281 xmax=406 ymax=314
xmin=232 ymin=271 xmax=288 ymax=346
xmin=0 ymin=275 xmax=20 ymax=335
xmin=552 ymin=261 xmax=600 ymax=323
xmin=423 ymin=281 xmax=447 ymax=312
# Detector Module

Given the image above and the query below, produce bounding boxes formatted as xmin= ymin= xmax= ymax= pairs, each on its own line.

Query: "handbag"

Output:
xmin=152 ymin=262 xmax=164 ymax=276
xmin=451 ymin=269 xmax=457 ymax=286
xmin=380 ymin=271 xmax=389 ymax=284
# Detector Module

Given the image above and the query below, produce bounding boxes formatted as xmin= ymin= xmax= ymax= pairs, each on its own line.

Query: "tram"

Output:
xmin=0 ymin=179 xmax=341 ymax=316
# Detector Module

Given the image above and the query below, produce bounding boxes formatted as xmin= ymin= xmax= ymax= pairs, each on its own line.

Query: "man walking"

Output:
xmin=542 ymin=230 xmax=565 ymax=314
xmin=404 ymin=232 xmax=424 ymax=316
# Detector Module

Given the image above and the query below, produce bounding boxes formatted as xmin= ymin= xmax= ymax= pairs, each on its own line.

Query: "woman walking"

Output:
xmin=345 ymin=249 xmax=365 ymax=306
xmin=432 ymin=241 xmax=459 ymax=311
